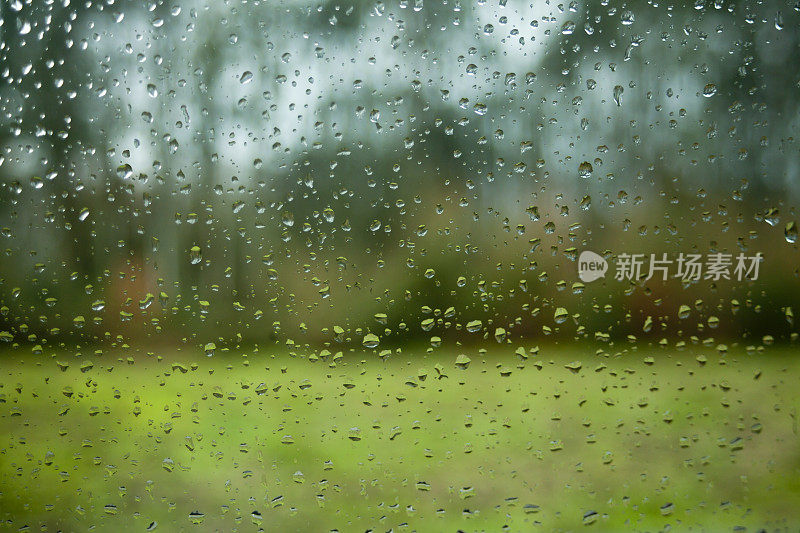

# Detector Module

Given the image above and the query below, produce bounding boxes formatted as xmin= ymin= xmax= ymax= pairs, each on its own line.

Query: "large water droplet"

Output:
xmin=613 ymin=85 xmax=624 ymax=106
xmin=785 ymin=221 xmax=797 ymax=244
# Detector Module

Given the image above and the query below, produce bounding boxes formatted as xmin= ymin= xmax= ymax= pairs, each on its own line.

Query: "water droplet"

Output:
xmin=362 ymin=333 xmax=380 ymax=349
xmin=613 ymin=85 xmax=624 ymax=106
xmin=466 ymin=320 xmax=482 ymax=333
xmin=116 ymin=163 xmax=133 ymax=180
xmin=775 ymin=11 xmax=784 ymax=30
xmin=785 ymin=221 xmax=797 ymax=243
xmin=189 ymin=245 xmax=202 ymax=264
xmin=621 ymin=10 xmax=635 ymax=25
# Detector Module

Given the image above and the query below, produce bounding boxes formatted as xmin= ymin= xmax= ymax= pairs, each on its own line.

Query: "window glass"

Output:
xmin=1 ymin=0 xmax=799 ymax=530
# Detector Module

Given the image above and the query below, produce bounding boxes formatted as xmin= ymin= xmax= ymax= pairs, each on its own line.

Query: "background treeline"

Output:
xmin=0 ymin=0 xmax=798 ymax=350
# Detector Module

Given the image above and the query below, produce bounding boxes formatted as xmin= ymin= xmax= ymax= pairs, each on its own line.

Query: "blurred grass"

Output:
xmin=1 ymin=344 xmax=799 ymax=531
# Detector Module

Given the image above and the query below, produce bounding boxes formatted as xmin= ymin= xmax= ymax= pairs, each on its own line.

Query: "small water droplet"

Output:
xmin=702 ymin=83 xmax=717 ymax=97
xmin=189 ymin=245 xmax=202 ymax=264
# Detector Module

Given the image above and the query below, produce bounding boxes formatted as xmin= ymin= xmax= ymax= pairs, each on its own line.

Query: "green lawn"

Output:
xmin=1 ymin=344 xmax=799 ymax=531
